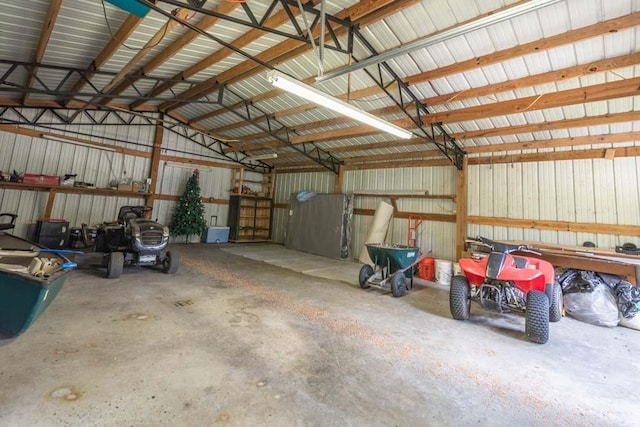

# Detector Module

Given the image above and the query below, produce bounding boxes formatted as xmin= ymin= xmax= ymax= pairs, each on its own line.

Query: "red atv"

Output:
xmin=450 ymin=237 xmax=562 ymax=344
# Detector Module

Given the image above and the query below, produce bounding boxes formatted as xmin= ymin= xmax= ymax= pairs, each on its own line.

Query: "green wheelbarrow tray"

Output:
xmin=361 ymin=243 xmax=428 ymax=297
xmin=365 ymin=243 xmax=420 ymax=273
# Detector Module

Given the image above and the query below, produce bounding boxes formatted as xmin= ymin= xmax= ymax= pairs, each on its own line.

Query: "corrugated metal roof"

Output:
xmin=0 ymin=0 xmax=637 ymax=172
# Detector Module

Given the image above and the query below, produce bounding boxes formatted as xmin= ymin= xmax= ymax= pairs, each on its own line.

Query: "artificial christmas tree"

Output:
xmin=170 ymin=169 xmax=207 ymax=243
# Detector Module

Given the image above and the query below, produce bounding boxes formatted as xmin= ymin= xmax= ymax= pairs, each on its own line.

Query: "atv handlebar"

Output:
xmin=473 ymin=236 xmax=538 ymax=255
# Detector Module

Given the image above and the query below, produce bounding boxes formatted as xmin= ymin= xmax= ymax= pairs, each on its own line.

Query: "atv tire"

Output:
xmin=450 ymin=275 xmax=471 ymax=320
xmin=549 ymin=282 xmax=563 ymax=322
xmin=106 ymin=252 xmax=124 ymax=279
xmin=359 ymin=264 xmax=373 ymax=289
xmin=526 ymin=290 xmax=550 ymax=344
xmin=390 ymin=271 xmax=406 ymax=297
xmin=162 ymin=251 xmax=180 ymax=274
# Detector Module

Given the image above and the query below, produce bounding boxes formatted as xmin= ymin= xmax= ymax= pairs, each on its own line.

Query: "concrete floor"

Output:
xmin=1 ymin=243 xmax=639 ymax=426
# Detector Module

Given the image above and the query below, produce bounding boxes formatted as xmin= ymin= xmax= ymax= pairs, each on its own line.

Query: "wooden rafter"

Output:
xmin=104 ymin=1 xmax=241 ymax=103
xmin=451 ymin=111 xmax=640 ymax=140
xmin=65 ymin=14 xmax=143 ymax=106
xmin=96 ymin=8 xmax=190 ymax=103
xmin=24 ymin=0 xmax=62 ymax=102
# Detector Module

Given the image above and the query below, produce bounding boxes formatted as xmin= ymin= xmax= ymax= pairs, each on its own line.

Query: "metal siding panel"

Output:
xmin=507 ymin=162 xmax=523 ymax=220
xmin=492 ymin=163 xmax=508 ymax=218
xmin=593 ymin=159 xmax=618 ymax=225
xmin=537 ymin=161 xmax=557 ymax=221
xmin=477 ymin=164 xmax=494 ymax=217
xmin=572 ymin=159 xmax=596 ymax=224
xmin=614 ymin=157 xmax=640 ymax=226
xmin=554 ymin=160 xmax=576 ymax=222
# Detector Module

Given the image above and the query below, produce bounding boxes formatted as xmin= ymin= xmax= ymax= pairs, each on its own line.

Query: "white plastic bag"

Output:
xmin=619 ymin=314 xmax=640 ymax=331
xmin=563 ymin=284 xmax=619 ymax=327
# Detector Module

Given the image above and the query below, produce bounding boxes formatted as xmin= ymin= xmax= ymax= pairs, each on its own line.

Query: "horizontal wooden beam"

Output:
xmin=354 ymin=208 xmax=455 ymax=223
xmin=154 ymin=194 xmax=228 ymax=205
xmin=0 ymin=181 xmax=146 ymax=198
xmin=273 ymin=203 xmax=455 ymax=223
xmin=468 ymin=145 xmax=640 ymax=165
xmin=275 ymin=166 xmax=329 ymax=174
xmin=468 ymin=215 xmax=640 ymax=236
xmin=0 ymin=125 xmax=152 ymax=158
xmin=353 ymin=192 xmax=456 ymax=200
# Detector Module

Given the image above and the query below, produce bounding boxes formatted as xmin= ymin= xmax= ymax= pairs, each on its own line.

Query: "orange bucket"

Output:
xmin=417 ymin=257 xmax=435 ymax=280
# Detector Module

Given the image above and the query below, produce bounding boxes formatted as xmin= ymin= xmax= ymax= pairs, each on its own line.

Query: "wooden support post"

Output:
xmin=334 ymin=165 xmax=343 ymax=194
xmin=455 ymin=156 xmax=469 ymax=261
xmin=44 ymin=189 xmax=57 ymax=218
xmin=145 ymin=120 xmax=164 ymax=216
xmin=264 ymin=170 xmax=276 ymax=198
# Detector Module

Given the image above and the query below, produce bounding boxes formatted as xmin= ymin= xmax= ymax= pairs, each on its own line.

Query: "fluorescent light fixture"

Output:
xmin=164 ymin=161 xmax=212 ymax=171
xmin=266 ymin=70 xmax=412 ymax=139
xmin=45 ymin=134 xmax=117 ymax=152
xmin=317 ymin=0 xmax=563 ymax=82
xmin=246 ymin=153 xmax=278 ymax=160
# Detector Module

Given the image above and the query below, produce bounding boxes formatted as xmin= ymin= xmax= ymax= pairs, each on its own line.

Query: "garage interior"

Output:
xmin=0 ymin=0 xmax=639 ymax=424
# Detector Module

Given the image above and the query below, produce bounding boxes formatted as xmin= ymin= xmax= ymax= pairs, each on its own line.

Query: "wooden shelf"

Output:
xmin=228 ymin=195 xmax=273 ymax=242
xmin=0 ymin=181 xmax=150 ymax=217
xmin=0 ymin=181 xmax=148 ymax=197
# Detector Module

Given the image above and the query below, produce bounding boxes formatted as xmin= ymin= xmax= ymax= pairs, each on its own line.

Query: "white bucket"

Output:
xmin=452 ymin=262 xmax=463 ymax=276
xmin=435 ymin=259 xmax=453 ymax=286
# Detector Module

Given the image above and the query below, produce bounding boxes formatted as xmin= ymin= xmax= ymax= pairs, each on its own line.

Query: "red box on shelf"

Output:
xmin=23 ymin=174 xmax=59 ymax=186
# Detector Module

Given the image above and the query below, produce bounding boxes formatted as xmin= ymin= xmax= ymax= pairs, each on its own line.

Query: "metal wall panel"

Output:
xmin=343 ymin=166 xmax=458 ymax=261
xmin=273 ymin=167 xmax=458 ymax=260
xmin=0 ymin=118 xmax=234 ymax=240
xmin=467 ymin=156 xmax=640 ymax=250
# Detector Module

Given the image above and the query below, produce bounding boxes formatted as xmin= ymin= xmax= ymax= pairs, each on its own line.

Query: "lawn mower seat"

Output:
xmin=0 ymin=213 xmax=18 ymax=233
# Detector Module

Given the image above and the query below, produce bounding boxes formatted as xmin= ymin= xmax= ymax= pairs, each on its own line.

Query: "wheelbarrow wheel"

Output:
xmin=390 ymin=271 xmax=406 ymax=297
xmin=359 ymin=264 xmax=373 ymax=289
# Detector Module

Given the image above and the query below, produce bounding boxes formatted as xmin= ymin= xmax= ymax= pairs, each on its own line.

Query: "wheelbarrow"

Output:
xmin=358 ymin=243 xmax=427 ymax=297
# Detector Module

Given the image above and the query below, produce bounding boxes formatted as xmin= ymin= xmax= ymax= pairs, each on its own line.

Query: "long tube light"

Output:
xmin=317 ymin=0 xmax=563 ymax=82
xmin=266 ymin=70 xmax=412 ymax=139
xmin=164 ymin=161 xmax=212 ymax=171
xmin=246 ymin=153 xmax=278 ymax=160
xmin=45 ymin=134 xmax=117 ymax=152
